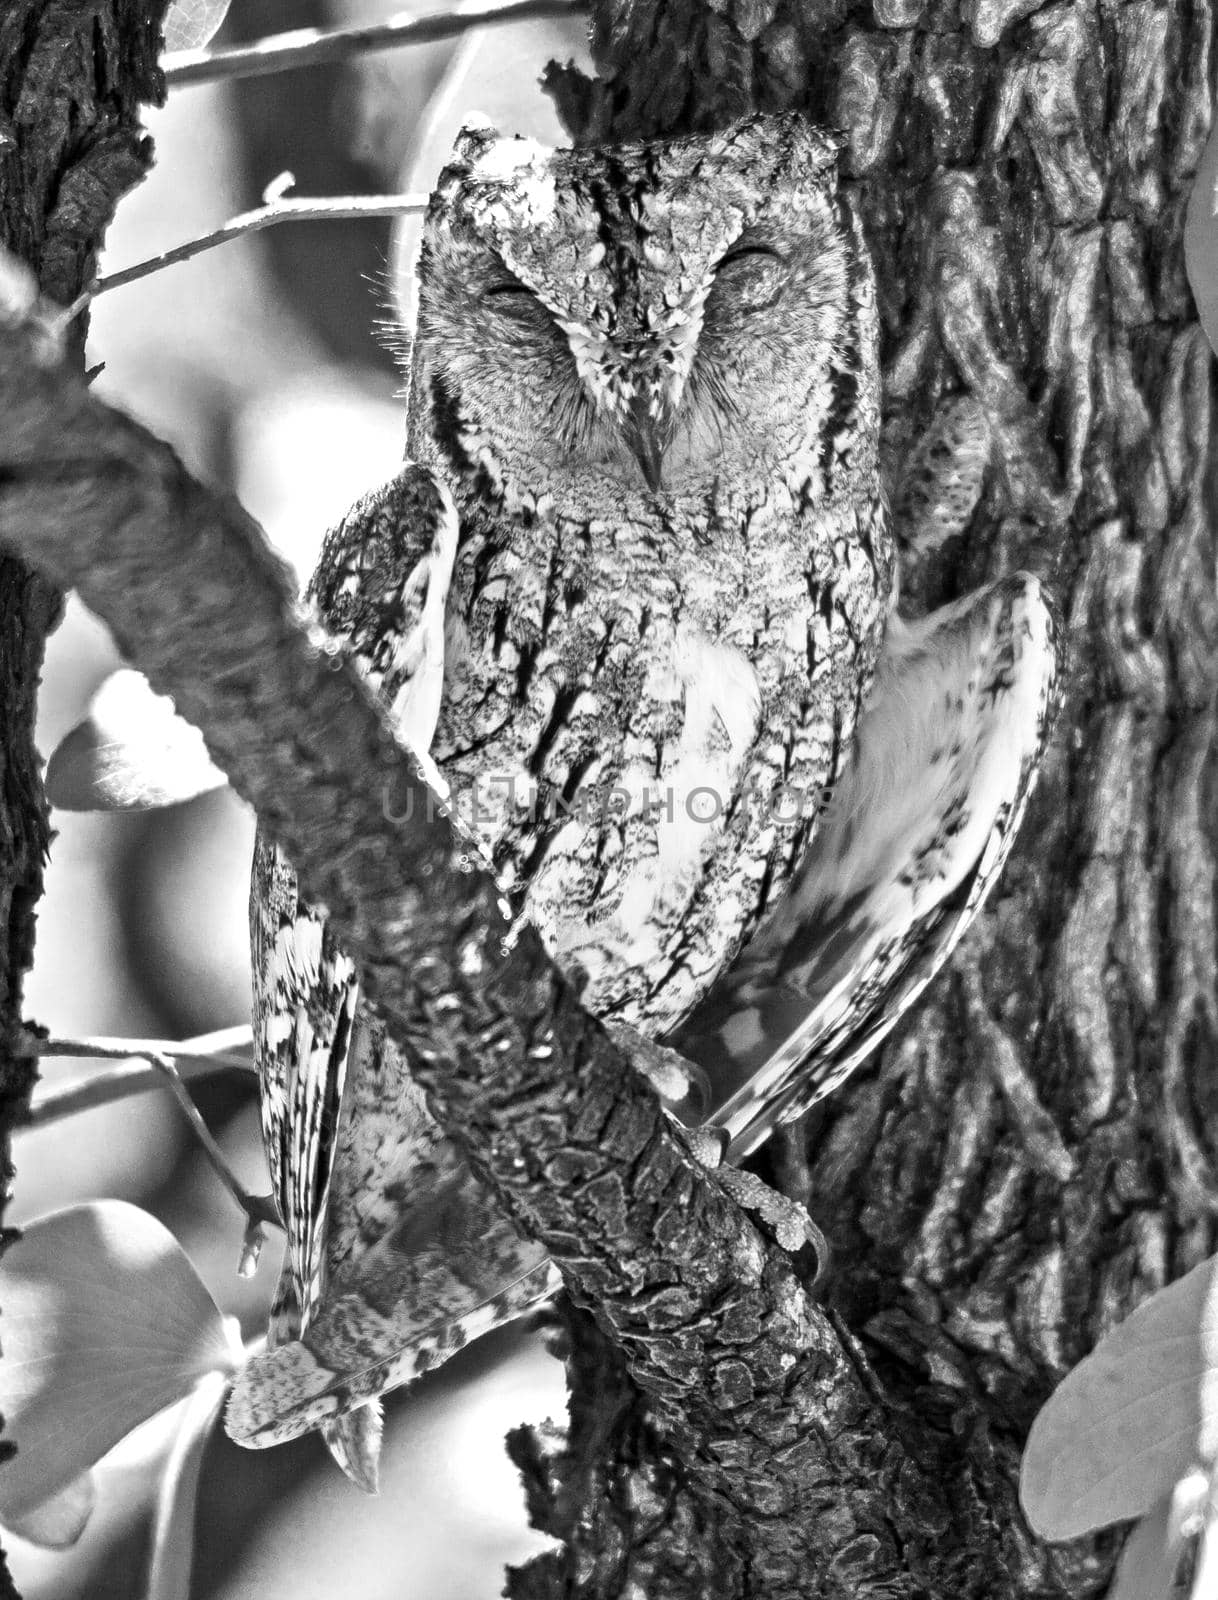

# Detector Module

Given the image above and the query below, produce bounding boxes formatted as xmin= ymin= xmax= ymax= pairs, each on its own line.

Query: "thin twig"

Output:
xmin=34 ymin=1023 xmax=253 ymax=1062
xmin=62 ymin=182 xmax=428 ymax=323
xmin=27 ymin=1058 xmax=250 ymax=1123
xmin=27 ymin=1027 xmax=279 ymax=1248
xmin=163 ymin=0 xmax=587 ymax=87
xmin=30 ymin=1024 xmax=255 ymax=1123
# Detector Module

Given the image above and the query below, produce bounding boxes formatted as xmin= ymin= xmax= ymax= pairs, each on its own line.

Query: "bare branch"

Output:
xmin=26 ymin=1023 xmax=275 ymax=1258
xmin=163 ymin=0 xmax=588 ymax=88
xmin=28 ymin=1025 xmax=254 ymax=1124
xmin=62 ymin=184 xmax=428 ymax=323
xmin=35 ymin=1024 xmax=252 ymax=1063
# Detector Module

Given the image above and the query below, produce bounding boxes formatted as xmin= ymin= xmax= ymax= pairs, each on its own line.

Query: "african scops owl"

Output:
xmin=226 ymin=113 xmax=1059 ymax=1485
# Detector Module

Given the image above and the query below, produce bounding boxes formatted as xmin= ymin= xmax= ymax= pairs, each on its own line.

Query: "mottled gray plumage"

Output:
xmin=402 ymin=115 xmax=892 ymax=1028
xmin=225 ymin=111 xmax=1058 ymax=1483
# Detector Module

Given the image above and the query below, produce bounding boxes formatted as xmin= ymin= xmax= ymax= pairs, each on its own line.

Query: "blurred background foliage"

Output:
xmin=9 ymin=2 xmax=595 ymax=1593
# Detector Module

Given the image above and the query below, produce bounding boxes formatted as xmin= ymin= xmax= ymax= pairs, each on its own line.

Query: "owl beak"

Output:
xmin=625 ymin=391 xmax=667 ymax=492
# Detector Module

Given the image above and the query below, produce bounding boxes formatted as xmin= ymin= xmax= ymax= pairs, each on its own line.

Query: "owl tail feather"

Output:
xmin=225 ymin=1257 xmax=561 ymax=1456
xmin=322 ymin=1403 xmax=383 ymax=1494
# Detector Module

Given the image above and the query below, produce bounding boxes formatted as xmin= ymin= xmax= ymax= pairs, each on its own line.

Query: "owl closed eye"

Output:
xmin=709 ymin=239 xmax=789 ymax=312
xmin=481 ymin=272 xmax=544 ymax=319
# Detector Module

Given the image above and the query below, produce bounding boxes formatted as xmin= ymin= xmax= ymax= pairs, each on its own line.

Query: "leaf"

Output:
xmin=1021 ymin=1256 xmax=1218 ymax=1541
xmin=145 ymin=1372 xmax=230 ymax=1600
xmin=389 ymin=13 xmax=593 ymax=326
xmin=45 ymin=668 xmax=227 ymax=811
xmin=164 ymin=0 xmax=233 ymax=52
xmin=0 ymin=1202 xmax=240 ymax=1524
xmin=2 ymin=1470 xmax=96 ymax=1549
xmin=1108 ymin=1493 xmax=1186 ymax=1600
xmin=1185 ymin=117 xmax=1218 ymax=359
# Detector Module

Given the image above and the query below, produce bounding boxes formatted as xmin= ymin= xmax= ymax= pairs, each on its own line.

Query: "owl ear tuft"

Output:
xmin=451 ymin=116 xmax=502 ymax=164
xmin=712 ymin=114 xmax=842 ymax=189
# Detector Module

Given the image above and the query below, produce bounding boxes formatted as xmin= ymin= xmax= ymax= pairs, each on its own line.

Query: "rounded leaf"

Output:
xmin=145 ymin=1372 xmax=231 ymax=1600
xmin=1021 ymin=1256 xmax=1218 ymax=1540
xmin=2 ymin=1470 xmax=96 ymax=1549
xmin=164 ymin=0 xmax=233 ymax=51
xmin=1107 ymin=1490 xmax=1197 ymax=1600
xmin=0 ymin=1202 xmax=240 ymax=1523
xmin=45 ymin=669 xmax=227 ymax=811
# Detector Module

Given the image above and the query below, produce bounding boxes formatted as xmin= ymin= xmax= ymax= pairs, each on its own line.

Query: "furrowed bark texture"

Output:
xmin=521 ymin=0 xmax=1218 ymax=1594
xmin=0 ymin=10 xmax=164 ymax=1590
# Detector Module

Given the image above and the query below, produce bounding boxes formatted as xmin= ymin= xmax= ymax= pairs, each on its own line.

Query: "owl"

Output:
xmin=224 ymin=112 xmax=1058 ymax=1486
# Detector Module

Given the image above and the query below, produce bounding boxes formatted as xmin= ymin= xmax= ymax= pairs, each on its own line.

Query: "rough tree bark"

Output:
xmin=0 ymin=2 xmax=1211 ymax=1600
xmin=0 ymin=6 xmax=165 ymax=1594
xmin=521 ymin=0 xmax=1217 ymax=1596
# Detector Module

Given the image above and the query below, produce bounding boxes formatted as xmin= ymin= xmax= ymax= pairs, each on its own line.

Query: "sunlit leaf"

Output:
xmin=145 ymin=1372 xmax=230 ymax=1600
xmin=0 ymin=1202 xmax=240 ymax=1524
xmin=164 ymin=0 xmax=233 ymax=52
xmin=389 ymin=12 xmax=593 ymax=325
xmin=2 ymin=1470 xmax=96 ymax=1549
xmin=1021 ymin=1256 xmax=1218 ymax=1541
xmin=1185 ymin=118 xmax=1218 ymax=359
xmin=45 ymin=668 xmax=227 ymax=811
xmin=1107 ymin=1493 xmax=1186 ymax=1600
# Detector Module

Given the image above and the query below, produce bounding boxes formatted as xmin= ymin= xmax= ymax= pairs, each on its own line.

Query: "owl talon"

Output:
xmin=709 ymin=1164 xmax=829 ymax=1280
xmin=685 ymin=1120 xmax=731 ymax=1169
xmin=678 ymin=1121 xmax=827 ymax=1280
xmin=606 ymin=1022 xmax=711 ymax=1124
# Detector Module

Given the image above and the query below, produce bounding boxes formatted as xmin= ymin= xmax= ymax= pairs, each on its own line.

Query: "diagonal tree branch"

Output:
xmin=0 ymin=265 xmax=977 ymax=1593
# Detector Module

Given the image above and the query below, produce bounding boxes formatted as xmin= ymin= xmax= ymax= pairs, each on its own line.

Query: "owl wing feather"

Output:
xmin=683 ymin=573 xmax=1060 ymax=1158
xmin=253 ymin=835 xmax=356 ymax=1345
xmin=228 ymin=994 xmax=559 ymax=1458
xmin=239 ymin=466 xmax=460 ymax=1489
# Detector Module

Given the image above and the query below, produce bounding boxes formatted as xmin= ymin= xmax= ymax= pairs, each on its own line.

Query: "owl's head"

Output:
xmin=412 ymin=113 xmax=877 ymax=527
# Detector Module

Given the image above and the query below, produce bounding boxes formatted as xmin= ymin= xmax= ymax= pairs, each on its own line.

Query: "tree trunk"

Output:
xmin=517 ymin=0 xmax=1218 ymax=1595
xmin=0 ymin=3 xmax=166 ymax=1593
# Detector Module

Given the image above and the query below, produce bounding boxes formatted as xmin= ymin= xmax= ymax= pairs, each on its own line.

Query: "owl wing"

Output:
xmin=680 ymin=573 xmax=1060 ymax=1160
xmin=238 ymin=466 xmax=460 ymax=1488
xmin=229 ymin=999 xmax=560 ymax=1451
xmin=253 ymin=833 xmax=356 ymax=1341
